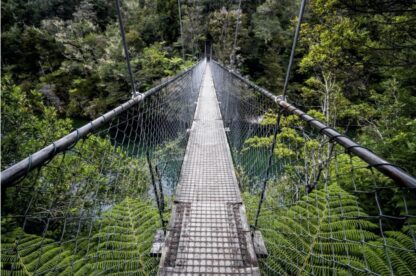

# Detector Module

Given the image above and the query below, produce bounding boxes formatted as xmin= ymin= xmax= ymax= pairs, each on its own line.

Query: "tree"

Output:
xmin=1 ymin=76 xmax=72 ymax=170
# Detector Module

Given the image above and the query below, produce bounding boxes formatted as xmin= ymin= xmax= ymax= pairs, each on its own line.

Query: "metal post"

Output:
xmin=146 ymin=152 xmax=165 ymax=230
xmin=253 ymin=108 xmax=282 ymax=229
xmin=115 ymin=0 xmax=138 ymax=97
xmin=155 ymin=165 xmax=165 ymax=212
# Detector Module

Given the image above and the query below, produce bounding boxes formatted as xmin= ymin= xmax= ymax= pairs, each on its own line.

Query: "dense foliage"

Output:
xmin=2 ymin=0 xmax=192 ymax=120
xmin=1 ymin=199 xmax=161 ymax=275
xmin=3 ymin=0 xmax=414 ymax=172
xmin=1 ymin=0 xmax=415 ymax=275
xmin=244 ymin=185 xmax=416 ymax=275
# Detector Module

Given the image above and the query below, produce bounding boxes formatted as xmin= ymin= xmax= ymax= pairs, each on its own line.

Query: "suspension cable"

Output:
xmin=191 ymin=0 xmax=197 ymax=58
xmin=230 ymin=0 xmax=242 ymax=68
xmin=282 ymin=0 xmax=307 ymax=100
xmin=254 ymin=0 xmax=308 ymax=229
xmin=178 ymin=0 xmax=185 ymax=60
xmin=115 ymin=0 xmax=138 ymax=97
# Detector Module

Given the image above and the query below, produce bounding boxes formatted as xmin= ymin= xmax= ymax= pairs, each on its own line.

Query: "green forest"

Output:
xmin=1 ymin=0 xmax=416 ymax=275
xmin=2 ymin=0 xmax=415 ymax=173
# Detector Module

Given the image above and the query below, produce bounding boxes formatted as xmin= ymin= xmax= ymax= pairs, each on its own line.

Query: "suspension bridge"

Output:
xmin=2 ymin=1 xmax=416 ymax=275
xmin=2 ymin=58 xmax=416 ymax=275
xmin=158 ymin=65 xmax=259 ymax=274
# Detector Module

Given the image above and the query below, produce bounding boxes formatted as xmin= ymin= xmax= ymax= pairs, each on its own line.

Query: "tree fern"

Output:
xmin=364 ymin=225 xmax=416 ymax=276
xmin=1 ymin=198 xmax=161 ymax=275
xmin=1 ymin=228 xmax=86 ymax=275
xmin=82 ymin=198 xmax=161 ymax=275
xmin=245 ymin=184 xmax=381 ymax=275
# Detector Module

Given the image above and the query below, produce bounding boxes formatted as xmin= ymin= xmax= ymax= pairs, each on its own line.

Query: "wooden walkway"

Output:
xmin=158 ymin=64 xmax=260 ymax=275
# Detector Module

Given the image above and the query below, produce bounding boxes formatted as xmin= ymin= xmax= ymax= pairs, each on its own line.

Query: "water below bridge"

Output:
xmin=158 ymin=64 xmax=260 ymax=275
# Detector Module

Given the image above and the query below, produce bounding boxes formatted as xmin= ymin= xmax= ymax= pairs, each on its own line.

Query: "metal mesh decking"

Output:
xmin=158 ymin=64 xmax=259 ymax=275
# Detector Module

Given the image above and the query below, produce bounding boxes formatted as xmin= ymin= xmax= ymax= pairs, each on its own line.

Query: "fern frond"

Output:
xmin=243 ymin=184 xmax=381 ymax=275
xmin=1 ymin=198 xmax=161 ymax=275
xmin=364 ymin=227 xmax=416 ymax=276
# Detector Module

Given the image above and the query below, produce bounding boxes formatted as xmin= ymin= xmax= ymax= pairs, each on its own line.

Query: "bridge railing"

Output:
xmin=211 ymin=60 xmax=416 ymax=275
xmin=1 ymin=60 xmax=206 ymax=275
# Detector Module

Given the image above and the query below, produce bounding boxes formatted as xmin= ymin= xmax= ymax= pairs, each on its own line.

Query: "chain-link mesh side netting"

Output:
xmin=211 ymin=61 xmax=416 ymax=276
xmin=1 ymin=60 xmax=206 ymax=275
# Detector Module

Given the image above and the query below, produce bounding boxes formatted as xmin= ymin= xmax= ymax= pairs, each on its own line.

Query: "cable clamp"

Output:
xmin=274 ymin=95 xmax=283 ymax=103
xmin=132 ymin=91 xmax=143 ymax=99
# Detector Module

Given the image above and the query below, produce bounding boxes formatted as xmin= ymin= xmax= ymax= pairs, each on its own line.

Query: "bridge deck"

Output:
xmin=158 ymin=64 xmax=260 ymax=275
